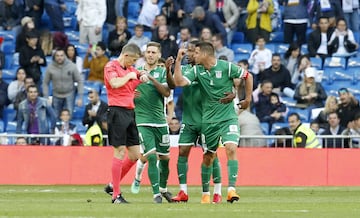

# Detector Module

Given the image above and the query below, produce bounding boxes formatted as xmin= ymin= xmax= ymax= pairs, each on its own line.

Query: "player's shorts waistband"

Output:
xmin=108 ymin=106 xmax=134 ymax=112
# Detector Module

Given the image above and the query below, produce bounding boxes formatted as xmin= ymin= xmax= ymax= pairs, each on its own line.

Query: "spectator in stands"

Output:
xmin=234 ymin=0 xmax=249 ymax=33
xmin=128 ymin=24 xmax=151 ymax=50
xmin=39 ymin=30 xmax=54 ymax=56
xmin=211 ymin=34 xmax=234 ymax=62
xmin=108 ymin=16 xmax=132 ymax=57
xmin=341 ymin=0 xmax=359 ymax=32
xmin=208 ymin=0 xmax=240 ymax=46
xmin=0 ymin=48 xmax=4 ymax=69
xmin=44 ymin=0 xmax=66 ymax=32
xmin=321 ymin=111 xmax=347 ymax=148
xmin=105 ymin=0 xmax=117 ymax=32
xmin=307 ymin=16 xmax=334 ymax=59
xmin=191 ymin=6 xmax=228 ymax=45
xmin=16 ymin=16 xmax=36 ymax=52
xmin=282 ymin=43 xmax=301 ymax=81
xmin=15 ymin=136 xmax=27 ymax=145
xmin=343 ymin=112 xmax=360 ymax=148
xmin=258 ymin=53 xmax=294 ymax=97
xmin=327 ymin=18 xmax=359 ymax=57
xmin=137 ymin=0 xmax=160 ymax=32
xmin=249 ymin=36 xmax=272 ymax=85
xmin=14 ymin=77 xmax=34 ymax=111
xmin=246 ymin=0 xmax=274 ymax=44
xmin=161 ymin=0 xmax=181 ymax=35
xmin=282 ymin=0 xmax=309 ymax=45
xmin=115 ymin=0 xmax=128 ymax=18
xmin=0 ymin=0 xmax=24 ymax=34
xmin=309 ymin=0 xmax=343 ymax=29
xmin=176 ymin=26 xmax=191 ymax=49
xmin=313 ymin=95 xmax=338 ymax=129
xmin=43 ymin=48 xmax=84 ymax=119
xmin=24 ymin=0 xmax=44 ymax=28
xmin=19 ymin=31 xmax=46 ymax=92
xmin=7 ymin=67 xmax=26 ymax=105
xmin=173 ymin=0 xmax=209 ymax=28
xmin=288 ymin=112 xmax=321 ymax=148
xmin=83 ymin=41 xmax=109 ymax=83
xmin=151 ymin=14 xmax=168 ymax=42
xmin=54 ymin=108 xmax=77 ymax=146
xmin=310 ymin=120 xmax=322 ymax=135
xmin=65 ymin=44 xmax=83 ymax=77
xmin=293 ymin=67 xmax=327 ymax=108
xmin=157 ymin=25 xmax=178 ymax=58
xmin=290 ymin=54 xmax=311 ymax=85
xmin=76 ymin=0 xmax=107 ymax=44
xmin=199 ymin=27 xmax=213 ymax=42
xmin=82 ymin=89 xmax=108 ymax=136
xmin=271 ymin=127 xmax=292 ymax=148
xmin=0 ymin=69 xmax=9 ymax=119
xmin=337 ymin=88 xmax=360 ymax=129
xmin=16 ymin=84 xmax=56 ymax=145
xmin=52 ymin=31 xmax=69 ymax=50
xmin=168 ymin=117 xmax=181 ymax=135
xmin=238 ymin=108 xmax=267 ymax=147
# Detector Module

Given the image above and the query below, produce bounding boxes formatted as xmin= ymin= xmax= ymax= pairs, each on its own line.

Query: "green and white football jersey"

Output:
xmin=135 ymin=66 xmax=168 ymax=126
xmin=183 ymin=59 xmax=246 ymax=123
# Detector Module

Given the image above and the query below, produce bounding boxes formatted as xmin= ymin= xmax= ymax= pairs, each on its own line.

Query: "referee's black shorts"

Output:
xmin=107 ymin=106 xmax=139 ymax=147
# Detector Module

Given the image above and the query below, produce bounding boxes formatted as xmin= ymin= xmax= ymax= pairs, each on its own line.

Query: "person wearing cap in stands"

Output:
xmin=293 ymin=67 xmax=327 ymax=108
xmin=337 ymin=87 xmax=360 ymax=128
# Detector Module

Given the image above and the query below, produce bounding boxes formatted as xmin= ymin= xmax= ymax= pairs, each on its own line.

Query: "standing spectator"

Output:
xmin=0 ymin=0 xmax=24 ymax=33
xmin=327 ymin=18 xmax=359 ymax=57
xmin=42 ymin=48 xmax=84 ymax=119
xmin=82 ymin=89 xmax=108 ymax=136
xmin=191 ymin=6 xmax=228 ymax=46
xmin=13 ymin=77 xmax=34 ymax=111
xmin=238 ymin=108 xmax=267 ymax=147
xmin=19 ymin=31 xmax=47 ymax=91
xmin=248 ymin=36 xmax=272 ymax=86
xmin=307 ymin=16 xmax=334 ymax=59
xmin=16 ymin=16 xmax=37 ymax=52
xmin=24 ymin=0 xmax=44 ymax=28
xmin=288 ymin=112 xmax=321 ymax=148
xmin=341 ymin=0 xmax=359 ymax=32
xmin=7 ymin=67 xmax=26 ymax=105
xmin=309 ymin=0 xmax=343 ymax=29
xmin=76 ymin=0 xmax=107 ymax=44
xmin=212 ymin=34 xmax=234 ymax=62
xmin=105 ymin=0 xmax=117 ymax=31
xmin=200 ymin=27 xmax=213 ymax=42
xmin=103 ymin=43 xmax=149 ymax=203
xmin=282 ymin=0 xmax=309 ymax=45
xmin=293 ymin=67 xmax=327 ymax=108
xmin=0 ymin=69 xmax=9 ymax=119
xmin=115 ymin=0 xmax=128 ymax=17
xmin=209 ymin=0 xmax=240 ymax=46
xmin=313 ymin=95 xmax=338 ymax=129
xmin=258 ymin=53 xmax=293 ymax=97
xmin=246 ymin=0 xmax=274 ymax=44
xmin=337 ymin=88 xmax=360 ymax=128
xmin=44 ymin=0 xmax=66 ymax=32
xmin=54 ymin=109 xmax=77 ymax=146
xmin=343 ymin=112 xmax=360 ymax=148
xmin=128 ymin=24 xmax=151 ymax=50
xmin=108 ymin=17 xmax=132 ymax=57
xmin=137 ymin=0 xmax=160 ymax=31
xmin=83 ymin=41 xmax=109 ymax=83
xmin=161 ymin=0 xmax=181 ymax=35
xmin=321 ymin=111 xmax=347 ymax=148
xmin=16 ymin=84 xmax=56 ymax=145
xmin=173 ymin=0 xmax=209 ymax=28
xmin=65 ymin=44 xmax=83 ymax=77
xmin=157 ymin=25 xmax=178 ymax=59
xmin=176 ymin=26 xmax=191 ymax=49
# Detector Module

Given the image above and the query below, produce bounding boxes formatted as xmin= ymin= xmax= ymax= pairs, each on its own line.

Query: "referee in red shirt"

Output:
xmin=104 ymin=43 xmax=149 ymax=203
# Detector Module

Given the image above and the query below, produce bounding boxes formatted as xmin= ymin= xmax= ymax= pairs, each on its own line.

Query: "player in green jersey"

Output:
xmin=173 ymin=41 xmax=253 ymax=203
xmin=132 ymin=41 xmax=173 ymax=203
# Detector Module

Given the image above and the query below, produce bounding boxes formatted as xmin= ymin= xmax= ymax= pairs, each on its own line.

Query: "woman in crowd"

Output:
xmin=7 ymin=67 xmax=27 ymax=105
xmin=313 ymin=95 xmax=338 ymax=129
xmin=108 ymin=16 xmax=132 ymax=57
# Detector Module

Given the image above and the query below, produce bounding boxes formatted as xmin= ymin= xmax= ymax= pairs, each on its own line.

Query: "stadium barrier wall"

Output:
xmin=0 ymin=146 xmax=359 ymax=186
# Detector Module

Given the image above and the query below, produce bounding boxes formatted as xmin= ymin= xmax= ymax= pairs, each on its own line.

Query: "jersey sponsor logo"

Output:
xmin=215 ymin=71 xmax=222 ymax=78
xmin=229 ymin=125 xmax=238 ymax=132
xmin=153 ymin=72 xmax=160 ymax=78
xmin=162 ymin=134 xmax=170 ymax=143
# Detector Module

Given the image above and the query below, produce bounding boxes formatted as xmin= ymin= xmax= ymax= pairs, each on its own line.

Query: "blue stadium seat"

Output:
xmin=266 ymin=43 xmax=277 ymax=53
xmin=270 ymin=31 xmax=284 ymax=43
xmin=143 ymin=31 xmax=152 ymax=39
xmin=347 ymin=56 xmax=360 ymax=68
xmin=5 ymin=121 xmax=17 ymax=133
xmin=234 ymin=53 xmax=250 ymax=62
xmin=3 ymin=108 xmax=16 ymax=123
xmin=65 ymin=31 xmax=80 ymax=42
xmin=84 ymin=81 xmax=102 ymax=93
xmin=323 ymin=57 xmax=346 ymax=69
xmin=310 ymin=57 xmax=323 ymax=70
xmin=348 ymin=67 xmax=360 ymax=84
xmin=4 ymin=54 xmax=13 ymax=69
xmin=74 ymin=43 xmax=90 ymax=56
xmin=353 ymin=31 xmax=360 ymax=44
xmin=326 ymin=68 xmax=354 ymax=82
xmin=232 ymin=32 xmax=245 ymax=44
xmin=100 ymin=94 xmax=108 ymax=103
xmin=72 ymin=106 xmax=85 ymax=120
xmin=1 ymin=41 xmax=15 ymax=55
xmin=0 ymin=30 xmax=16 ymax=41
xmin=288 ymin=107 xmax=310 ymax=122
xmin=301 ymin=44 xmax=308 ymax=54
xmin=1 ymin=69 xmax=16 ymax=80
xmin=260 ymin=122 xmax=270 ymax=135
xmin=270 ymin=122 xmax=289 ymax=135
xmin=128 ymin=1 xmax=141 ymax=19
xmin=0 ymin=120 xmax=4 ymax=132
xmin=276 ymin=43 xmax=289 ymax=55
xmin=231 ymin=43 xmax=253 ymax=54
xmin=100 ymin=84 xmax=107 ymax=96
xmin=74 ymin=120 xmax=88 ymax=135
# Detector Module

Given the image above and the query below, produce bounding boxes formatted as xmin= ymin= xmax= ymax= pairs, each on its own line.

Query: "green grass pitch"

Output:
xmin=0 ymin=185 xmax=360 ymax=218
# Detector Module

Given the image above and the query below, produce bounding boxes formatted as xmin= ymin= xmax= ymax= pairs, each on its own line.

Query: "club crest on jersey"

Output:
xmin=215 ymin=71 xmax=222 ymax=78
xmin=153 ymin=72 xmax=160 ymax=78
